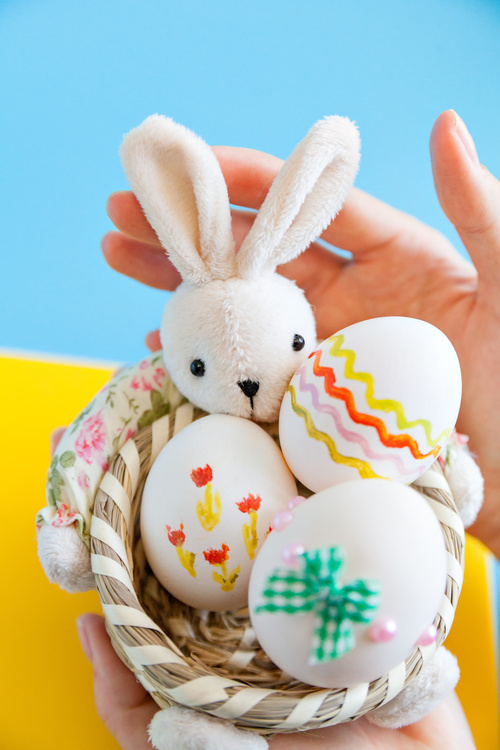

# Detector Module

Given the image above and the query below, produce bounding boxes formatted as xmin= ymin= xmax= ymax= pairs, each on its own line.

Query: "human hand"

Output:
xmin=103 ymin=109 xmax=500 ymax=557
xmin=76 ymin=613 xmax=475 ymax=750
xmin=77 ymin=613 xmax=157 ymax=750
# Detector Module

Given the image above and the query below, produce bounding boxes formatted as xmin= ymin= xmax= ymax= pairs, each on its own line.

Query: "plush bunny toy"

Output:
xmin=120 ymin=115 xmax=361 ymax=423
xmin=37 ymin=115 xmax=484 ymax=750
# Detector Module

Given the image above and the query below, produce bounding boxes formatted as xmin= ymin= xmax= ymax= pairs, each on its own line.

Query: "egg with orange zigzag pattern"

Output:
xmin=279 ymin=317 xmax=462 ymax=492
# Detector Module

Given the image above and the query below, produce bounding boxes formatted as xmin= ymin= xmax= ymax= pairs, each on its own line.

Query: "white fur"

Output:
xmin=444 ymin=443 xmax=484 ymax=528
xmin=237 ymin=116 xmax=360 ymax=279
xmin=121 ymin=115 xmax=360 ymax=421
xmin=120 ymin=116 xmax=236 ymax=286
xmin=37 ymin=524 xmax=95 ymax=593
xmin=148 ymin=706 xmax=268 ymax=750
xmin=367 ymin=647 xmax=460 ymax=729
xmin=161 ymin=272 xmax=316 ymax=421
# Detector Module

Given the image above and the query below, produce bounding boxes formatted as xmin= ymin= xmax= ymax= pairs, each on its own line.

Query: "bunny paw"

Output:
xmin=366 ymin=646 xmax=459 ymax=728
xmin=443 ymin=443 xmax=484 ymax=528
xmin=148 ymin=706 xmax=268 ymax=750
xmin=37 ymin=524 xmax=95 ymax=592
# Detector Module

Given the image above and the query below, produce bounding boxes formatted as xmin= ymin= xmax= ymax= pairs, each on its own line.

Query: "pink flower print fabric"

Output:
xmin=36 ymin=352 xmax=186 ymax=544
xmin=52 ymin=503 xmax=78 ymax=527
xmin=75 ymin=410 xmax=107 ymax=468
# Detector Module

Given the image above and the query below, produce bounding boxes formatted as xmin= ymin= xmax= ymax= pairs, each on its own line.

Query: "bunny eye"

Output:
xmin=190 ymin=359 xmax=206 ymax=377
xmin=292 ymin=334 xmax=305 ymax=351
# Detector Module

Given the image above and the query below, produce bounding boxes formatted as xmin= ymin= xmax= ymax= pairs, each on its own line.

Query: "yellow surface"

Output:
xmin=447 ymin=534 xmax=500 ymax=750
xmin=0 ymin=353 xmax=119 ymax=750
xmin=1 ymin=351 xmax=498 ymax=749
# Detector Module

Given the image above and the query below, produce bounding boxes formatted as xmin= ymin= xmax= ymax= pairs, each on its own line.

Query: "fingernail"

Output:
xmin=105 ymin=191 xmax=122 ymax=217
xmin=76 ymin=615 xmax=94 ymax=663
xmin=452 ymin=111 xmax=480 ymax=166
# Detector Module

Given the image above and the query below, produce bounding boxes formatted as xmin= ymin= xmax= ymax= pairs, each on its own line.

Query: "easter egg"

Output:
xmin=140 ymin=414 xmax=297 ymax=611
xmin=279 ymin=317 xmax=461 ymax=492
xmin=249 ymin=479 xmax=447 ymax=688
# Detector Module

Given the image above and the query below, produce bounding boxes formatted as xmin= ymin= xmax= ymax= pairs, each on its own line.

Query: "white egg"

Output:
xmin=279 ymin=317 xmax=461 ymax=492
xmin=249 ymin=479 xmax=448 ymax=688
xmin=140 ymin=414 xmax=297 ymax=611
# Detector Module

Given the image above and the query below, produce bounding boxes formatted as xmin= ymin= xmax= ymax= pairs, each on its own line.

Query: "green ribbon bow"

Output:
xmin=256 ymin=546 xmax=381 ymax=664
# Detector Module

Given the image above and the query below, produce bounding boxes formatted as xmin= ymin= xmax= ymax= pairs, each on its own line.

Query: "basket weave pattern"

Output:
xmin=90 ymin=410 xmax=465 ymax=735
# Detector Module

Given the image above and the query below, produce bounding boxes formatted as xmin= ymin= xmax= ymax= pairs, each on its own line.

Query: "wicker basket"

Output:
xmin=90 ymin=408 xmax=465 ymax=736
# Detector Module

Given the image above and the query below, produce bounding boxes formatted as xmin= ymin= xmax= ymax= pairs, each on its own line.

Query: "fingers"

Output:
xmin=77 ymin=613 xmax=157 ymax=750
xmin=111 ymin=146 xmax=429 ymax=259
xmin=101 ymin=217 xmax=257 ymax=291
xmin=108 ymin=136 xmax=459 ymax=298
xmin=106 ymin=184 xmax=261 ymax=251
xmin=102 ymin=231 xmax=182 ymax=290
xmin=322 ymin=188 xmax=429 ymax=255
xmin=213 ymin=145 xmax=444 ymax=256
xmin=212 ymin=145 xmax=284 ymax=208
xmin=430 ymin=110 xmax=500 ymax=289
xmin=145 ymin=329 xmax=162 ymax=352
xmin=107 ymin=191 xmax=159 ymax=244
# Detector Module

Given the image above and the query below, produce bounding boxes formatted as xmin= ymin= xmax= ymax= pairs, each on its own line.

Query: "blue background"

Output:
xmin=2 ymin=0 xmax=500 ymax=363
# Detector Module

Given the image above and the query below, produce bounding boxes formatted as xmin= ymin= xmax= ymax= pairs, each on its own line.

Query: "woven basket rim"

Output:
xmin=90 ymin=410 xmax=465 ymax=734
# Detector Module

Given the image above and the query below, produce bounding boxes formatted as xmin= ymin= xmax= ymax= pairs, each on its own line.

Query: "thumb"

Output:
xmin=77 ymin=613 xmax=157 ymax=750
xmin=430 ymin=109 xmax=500 ymax=294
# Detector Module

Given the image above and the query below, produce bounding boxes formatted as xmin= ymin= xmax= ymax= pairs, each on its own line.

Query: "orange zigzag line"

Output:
xmin=309 ymin=350 xmax=440 ymax=460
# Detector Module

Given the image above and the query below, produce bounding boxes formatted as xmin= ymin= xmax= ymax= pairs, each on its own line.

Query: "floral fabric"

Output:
xmin=36 ymin=352 xmax=186 ymax=544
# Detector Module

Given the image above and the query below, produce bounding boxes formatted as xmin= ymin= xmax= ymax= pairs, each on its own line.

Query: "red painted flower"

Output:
xmin=166 ymin=522 xmax=185 ymax=547
xmin=236 ymin=493 xmax=261 ymax=513
xmin=203 ymin=543 xmax=229 ymax=565
xmin=190 ymin=464 xmax=213 ymax=487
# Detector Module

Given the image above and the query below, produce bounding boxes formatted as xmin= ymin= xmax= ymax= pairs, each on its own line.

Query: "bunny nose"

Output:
xmin=238 ymin=380 xmax=260 ymax=399
xmin=238 ymin=379 xmax=259 ymax=412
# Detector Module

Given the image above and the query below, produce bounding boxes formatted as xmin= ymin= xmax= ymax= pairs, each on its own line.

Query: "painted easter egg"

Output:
xmin=279 ymin=317 xmax=462 ymax=492
xmin=249 ymin=479 xmax=447 ymax=688
xmin=140 ymin=414 xmax=297 ymax=611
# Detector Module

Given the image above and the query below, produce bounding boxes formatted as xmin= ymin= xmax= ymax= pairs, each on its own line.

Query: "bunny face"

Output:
xmin=161 ymin=272 xmax=316 ymax=422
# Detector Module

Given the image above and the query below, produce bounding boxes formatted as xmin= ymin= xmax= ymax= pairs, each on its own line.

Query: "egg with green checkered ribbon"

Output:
xmin=249 ymin=479 xmax=447 ymax=688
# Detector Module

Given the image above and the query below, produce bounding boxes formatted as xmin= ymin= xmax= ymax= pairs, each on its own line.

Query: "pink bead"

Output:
xmin=272 ymin=510 xmax=294 ymax=532
xmin=417 ymin=624 xmax=438 ymax=647
xmin=281 ymin=542 xmax=305 ymax=566
xmin=369 ymin=618 xmax=398 ymax=643
xmin=287 ymin=495 xmax=307 ymax=511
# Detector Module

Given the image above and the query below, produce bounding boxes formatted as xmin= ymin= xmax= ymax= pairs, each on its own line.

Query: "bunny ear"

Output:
xmin=236 ymin=116 xmax=360 ymax=279
xmin=120 ymin=115 xmax=236 ymax=286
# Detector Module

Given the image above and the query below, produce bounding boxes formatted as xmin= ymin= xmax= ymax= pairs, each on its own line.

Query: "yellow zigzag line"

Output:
xmin=288 ymin=385 xmax=386 ymax=480
xmin=328 ymin=334 xmax=451 ymax=448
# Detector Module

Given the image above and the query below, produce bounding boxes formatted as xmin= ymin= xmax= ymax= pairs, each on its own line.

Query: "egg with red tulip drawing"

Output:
xmin=140 ymin=414 xmax=298 ymax=611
